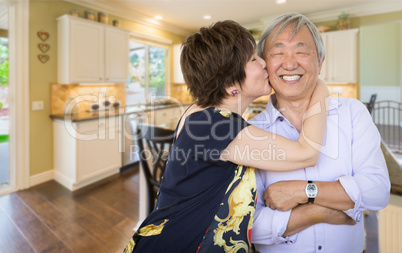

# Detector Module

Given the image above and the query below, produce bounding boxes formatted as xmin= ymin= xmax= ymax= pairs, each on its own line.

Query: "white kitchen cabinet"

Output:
xmin=320 ymin=29 xmax=358 ymax=83
xmin=57 ymin=15 xmax=129 ymax=84
xmin=146 ymin=106 xmax=183 ymax=129
xmin=173 ymin=44 xmax=185 ymax=84
xmin=53 ymin=116 xmax=122 ymax=191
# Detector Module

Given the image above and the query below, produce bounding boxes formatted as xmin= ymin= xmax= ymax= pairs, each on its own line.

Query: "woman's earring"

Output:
xmin=230 ymin=89 xmax=239 ymax=97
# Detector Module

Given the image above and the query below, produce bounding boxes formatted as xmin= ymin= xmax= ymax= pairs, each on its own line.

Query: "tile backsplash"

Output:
xmin=50 ymin=83 xmax=127 ymax=115
xmin=328 ymin=83 xmax=357 ymax=99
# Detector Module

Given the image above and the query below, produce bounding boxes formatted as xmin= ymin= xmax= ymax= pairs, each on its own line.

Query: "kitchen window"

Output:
xmin=127 ymin=39 xmax=168 ymax=105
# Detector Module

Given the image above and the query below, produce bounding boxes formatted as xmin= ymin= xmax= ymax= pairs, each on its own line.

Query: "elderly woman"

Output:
xmin=124 ymin=20 xmax=328 ymax=253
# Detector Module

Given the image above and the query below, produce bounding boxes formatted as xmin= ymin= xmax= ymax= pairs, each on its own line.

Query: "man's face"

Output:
xmin=264 ymin=25 xmax=323 ymax=102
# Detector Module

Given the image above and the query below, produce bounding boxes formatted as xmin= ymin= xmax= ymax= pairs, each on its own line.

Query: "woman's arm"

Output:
xmin=220 ymin=79 xmax=329 ymax=171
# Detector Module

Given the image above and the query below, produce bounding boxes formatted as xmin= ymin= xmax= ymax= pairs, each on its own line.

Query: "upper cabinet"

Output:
xmin=320 ymin=29 xmax=359 ymax=84
xmin=173 ymin=44 xmax=185 ymax=84
xmin=57 ymin=15 xmax=129 ymax=84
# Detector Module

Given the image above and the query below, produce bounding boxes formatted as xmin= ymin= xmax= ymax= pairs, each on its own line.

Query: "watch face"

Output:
xmin=306 ymin=184 xmax=317 ymax=197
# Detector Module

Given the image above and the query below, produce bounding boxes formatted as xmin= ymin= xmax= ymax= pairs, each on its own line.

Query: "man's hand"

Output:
xmin=264 ymin=180 xmax=307 ymax=211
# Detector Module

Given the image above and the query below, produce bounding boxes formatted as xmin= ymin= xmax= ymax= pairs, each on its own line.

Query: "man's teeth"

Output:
xmin=281 ymin=75 xmax=301 ymax=81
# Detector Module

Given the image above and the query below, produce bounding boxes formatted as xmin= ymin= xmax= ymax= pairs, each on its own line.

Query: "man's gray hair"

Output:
xmin=256 ymin=12 xmax=325 ymax=64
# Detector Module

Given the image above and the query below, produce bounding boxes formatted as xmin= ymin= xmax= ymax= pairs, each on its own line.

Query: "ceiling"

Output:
xmin=1 ymin=1 xmax=402 ymax=34
xmin=66 ymin=0 xmax=402 ymax=35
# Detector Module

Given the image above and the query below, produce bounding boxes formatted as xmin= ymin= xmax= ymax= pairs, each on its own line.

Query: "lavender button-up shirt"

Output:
xmin=249 ymin=95 xmax=390 ymax=253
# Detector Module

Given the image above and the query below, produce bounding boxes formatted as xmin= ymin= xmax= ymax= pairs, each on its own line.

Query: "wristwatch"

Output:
xmin=305 ymin=181 xmax=318 ymax=204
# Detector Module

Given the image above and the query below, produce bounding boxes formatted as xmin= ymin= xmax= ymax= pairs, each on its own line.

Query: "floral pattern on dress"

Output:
xmin=198 ymin=165 xmax=257 ymax=252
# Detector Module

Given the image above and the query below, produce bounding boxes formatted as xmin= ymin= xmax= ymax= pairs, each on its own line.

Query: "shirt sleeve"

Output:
xmin=251 ymin=169 xmax=298 ymax=246
xmin=338 ymin=100 xmax=391 ymax=222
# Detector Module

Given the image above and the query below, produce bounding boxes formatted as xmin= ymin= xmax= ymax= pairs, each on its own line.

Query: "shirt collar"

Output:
xmin=262 ymin=94 xmax=342 ymax=127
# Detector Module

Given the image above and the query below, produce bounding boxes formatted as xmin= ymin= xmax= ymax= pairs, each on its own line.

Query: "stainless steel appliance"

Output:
xmin=121 ymin=111 xmax=147 ymax=169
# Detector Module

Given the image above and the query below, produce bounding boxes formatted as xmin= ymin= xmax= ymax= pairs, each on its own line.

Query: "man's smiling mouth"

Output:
xmin=280 ymin=75 xmax=302 ymax=81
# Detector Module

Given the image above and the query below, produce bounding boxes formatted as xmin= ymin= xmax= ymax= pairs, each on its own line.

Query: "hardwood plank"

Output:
xmin=0 ymin=207 xmax=35 ymax=253
xmin=0 ymin=167 xmax=142 ymax=252
xmin=87 ymin=173 xmax=140 ymax=220
xmin=31 ymin=180 xmax=73 ymax=201
xmin=88 ymin=180 xmax=139 ymax=220
xmin=17 ymin=190 xmax=71 ymax=230
xmin=74 ymin=194 xmax=132 ymax=227
xmin=17 ymin=190 xmax=109 ymax=253
xmin=108 ymin=196 xmax=139 ymax=221
xmin=115 ymin=217 xmax=138 ymax=238
xmin=53 ymin=221 xmax=109 ymax=253
xmin=0 ymin=193 xmax=72 ymax=253
xmin=51 ymin=194 xmax=129 ymax=252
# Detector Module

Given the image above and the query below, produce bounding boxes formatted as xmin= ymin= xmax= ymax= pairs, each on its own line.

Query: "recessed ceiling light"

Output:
xmin=204 ymin=15 xmax=211 ymax=20
xmin=147 ymin=18 xmax=159 ymax=25
xmin=155 ymin=15 xmax=163 ymax=20
xmin=276 ymin=0 xmax=286 ymax=4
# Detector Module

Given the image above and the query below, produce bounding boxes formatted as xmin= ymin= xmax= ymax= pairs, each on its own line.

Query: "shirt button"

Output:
xmin=318 ymin=245 xmax=322 ymax=250
xmin=278 ymin=116 xmax=284 ymax=122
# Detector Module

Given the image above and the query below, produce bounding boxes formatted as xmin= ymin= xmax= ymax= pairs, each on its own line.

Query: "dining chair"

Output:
xmin=367 ymin=93 xmax=377 ymax=114
xmin=136 ymin=123 xmax=175 ymax=214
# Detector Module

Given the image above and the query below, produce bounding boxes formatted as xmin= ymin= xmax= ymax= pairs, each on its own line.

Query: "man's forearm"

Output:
xmin=283 ymin=204 xmax=356 ymax=237
xmin=314 ymin=181 xmax=355 ymax=211
xmin=264 ymin=180 xmax=355 ymax=212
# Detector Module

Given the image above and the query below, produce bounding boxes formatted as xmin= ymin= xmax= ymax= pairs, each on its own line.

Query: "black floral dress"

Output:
xmin=124 ymin=107 xmax=257 ymax=253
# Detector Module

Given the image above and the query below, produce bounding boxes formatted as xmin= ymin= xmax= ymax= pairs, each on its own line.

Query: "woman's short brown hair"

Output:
xmin=180 ymin=20 xmax=256 ymax=108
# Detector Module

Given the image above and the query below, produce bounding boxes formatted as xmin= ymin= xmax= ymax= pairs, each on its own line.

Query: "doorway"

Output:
xmin=0 ymin=3 xmax=10 ymax=190
xmin=0 ymin=0 xmax=30 ymax=196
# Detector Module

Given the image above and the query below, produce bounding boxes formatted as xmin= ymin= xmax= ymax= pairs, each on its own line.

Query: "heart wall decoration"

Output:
xmin=38 ymin=54 xmax=49 ymax=63
xmin=38 ymin=43 xmax=50 ymax=53
xmin=37 ymin=31 xmax=49 ymax=41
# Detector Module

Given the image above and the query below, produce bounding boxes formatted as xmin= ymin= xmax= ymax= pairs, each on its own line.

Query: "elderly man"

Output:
xmin=249 ymin=12 xmax=390 ymax=252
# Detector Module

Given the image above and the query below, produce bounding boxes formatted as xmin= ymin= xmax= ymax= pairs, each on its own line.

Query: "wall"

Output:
xmin=29 ymin=0 xmax=186 ymax=178
xmin=360 ymin=22 xmax=401 ymax=102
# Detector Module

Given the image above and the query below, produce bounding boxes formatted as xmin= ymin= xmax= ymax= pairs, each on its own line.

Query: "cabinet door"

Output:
xmin=105 ymin=27 xmax=129 ymax=83
xmin=321 ymin=29 xmax=358 ymax=83
xmin=76 ymin=117 xmax=121 ymax=182
xmin=70 ymin=19 xmax=104 ymax=83
xmin=328 ymin=30 xmax=357 ymax=83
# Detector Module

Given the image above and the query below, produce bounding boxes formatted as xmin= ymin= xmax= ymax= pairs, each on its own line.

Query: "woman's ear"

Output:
xmin=225 ymin=85 xmax=240 ymax=97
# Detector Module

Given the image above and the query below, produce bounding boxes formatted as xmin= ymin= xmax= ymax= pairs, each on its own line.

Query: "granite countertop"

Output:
xmin=50 ymin=103 xmax=191 ymax=122
xmin=50 ymin=102 xmax=266 ymax=122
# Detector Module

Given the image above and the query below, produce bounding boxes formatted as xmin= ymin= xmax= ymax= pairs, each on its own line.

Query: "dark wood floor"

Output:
xmin=0 ymin=159 xmax=386 ymax=253
xmin=0 ymin=167 xmax=140 ymax=253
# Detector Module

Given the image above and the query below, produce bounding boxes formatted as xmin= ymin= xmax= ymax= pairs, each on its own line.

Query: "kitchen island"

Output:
xmin=378 ymin=142 xmax=402 ymax=252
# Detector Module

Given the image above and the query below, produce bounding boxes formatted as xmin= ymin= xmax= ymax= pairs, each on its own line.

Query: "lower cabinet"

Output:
xmin=53 ymin=116 xmax=122 ymax=191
